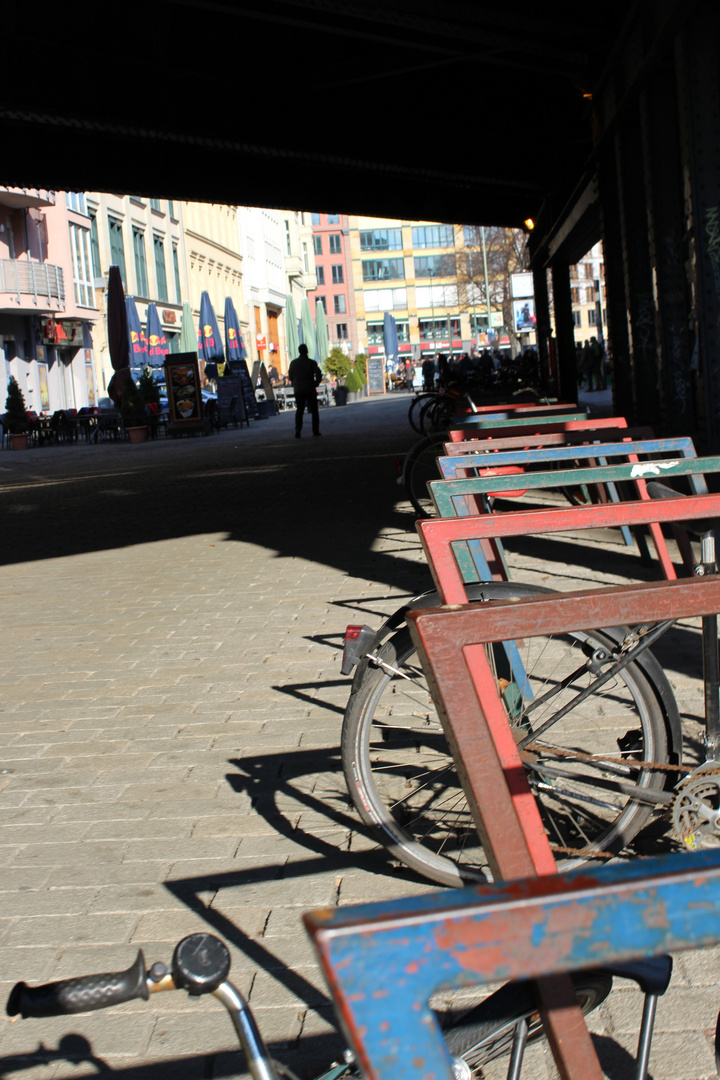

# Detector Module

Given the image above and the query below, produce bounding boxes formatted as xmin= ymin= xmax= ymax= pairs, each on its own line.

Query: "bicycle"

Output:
xmin=6 ymin=933 xmax=673 ymax=1080
xmin=341 ymin=482 xmax=720 ymax=889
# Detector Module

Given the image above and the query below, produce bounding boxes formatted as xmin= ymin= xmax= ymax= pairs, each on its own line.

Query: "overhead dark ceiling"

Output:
xmin=1 ymin=0 xmax=633 ymax=226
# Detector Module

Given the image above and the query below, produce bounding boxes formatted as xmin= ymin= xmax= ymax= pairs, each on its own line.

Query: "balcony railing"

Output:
xmin=0 ymin=259 xmax=65 ymax=306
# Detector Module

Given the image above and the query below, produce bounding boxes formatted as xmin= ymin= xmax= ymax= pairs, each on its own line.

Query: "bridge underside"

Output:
xmin=2 ymin=0 xmax=719 ymax=444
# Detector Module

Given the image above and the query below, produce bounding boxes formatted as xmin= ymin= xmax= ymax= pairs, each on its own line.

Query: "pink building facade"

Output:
xmin=1 ymin=189 xmax=100 ymax=415
xmin=307 ymin=213 xmax=358 ymax=356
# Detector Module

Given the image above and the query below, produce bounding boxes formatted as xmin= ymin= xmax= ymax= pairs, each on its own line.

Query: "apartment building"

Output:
xmin=306 ymin=213 xmax=357 ymax=355
xmin=86 ymin=194 xmax=187 ymax=395
xmin=183 ymin=202 xmax=248 ymax=366
xmin=570 ymin=242 xmax=606 ymax=344
xmin=238 ymin=207 xmax=286 ymax=372
xmin=0 ymin=188 xmax=100 ymax=413
xmin=282 ymin=211 xmax=317 ymax=362
xmin=347 ymin=218 xmax=518 ymax=367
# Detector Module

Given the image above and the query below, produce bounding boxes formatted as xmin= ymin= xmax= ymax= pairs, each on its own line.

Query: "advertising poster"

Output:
xmin=513 ymin=299 xmax=536 ymax=332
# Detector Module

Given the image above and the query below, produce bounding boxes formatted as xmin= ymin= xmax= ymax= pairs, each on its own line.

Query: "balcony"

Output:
xmin=0 ymin=259 xmax=65 ymax=310
xmin=0 ymin=187 xmax=55 ymax=209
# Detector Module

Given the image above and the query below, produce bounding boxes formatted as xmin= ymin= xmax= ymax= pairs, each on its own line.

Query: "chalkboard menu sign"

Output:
xmin=229 ymin=359 xmax=259 ymax=419
xmin=217 ymin=373 xmax=246 ymax=427
xmin=164 ymin=353 xmax=203 ymax=433
xmin=367 ymin=355 xmax=386 ymax=394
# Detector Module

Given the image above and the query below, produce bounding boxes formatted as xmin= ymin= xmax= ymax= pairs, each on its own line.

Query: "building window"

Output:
xmin=154 ymin=235 xmax=168 ymax=301
xmin=415 ymin=284 xmax=458 ymax=307
xmin=285 ymin=220 xmax=291 ymax=255
xmin=173 ymin=243 xmax=182 ymax=302
xmin=317 ymin=265 xmax=325 ymax=285
xmin=315 ymin=296 xmax=326 ymax=312
xmin=362 ymin=258 xmax=404 ymax=282
xmin=149 ymin=198 xmax=162 ymax=212
xmin=66 ymin=192 xmax=88 ymax=215
xmin=334 ymin=294 xmax=346 ymax=314
xmin=419 ymin=317 xmax=460 ymax=341
xmin=89 ymin=212 xmax=101 ymax=278
xmin=365 ymin=320 xmax=410 ymax=344
xmin=572 ymin=310 xmax=582 ymax=327
xmin=412 ymin=224 xmax=454 ymax=248
xmin=336 ymin=323 xmax=348 ymax=339
xmin=329 ymin=234 xmax=342 ymax=254
xmin=571 ymin=288 xmax=580 ymax=304
xmin=363 ymin=287 xmax=407 ymax=311
xmin=311 ymin=213 xmax=321 ymax=225
xmin=108 ymin=218 xmax=127 ymax=288
xmin=327 ymin=213 xmax=340 ymax=224
xmin=588 ymin=308 xmax=597 ymax=325
xmin=313 ymin=234 xmax=322 ymax=255
xmin=303 ymin=241 xmax=309 ymax=272
xmin=360 ymin=228 xmax=402 ymax=251
xmin=68 ymin=223 xmax=95 ymax=307
xmin=168 ymin=200 xmax=175 ymax=219
xmin=331 ymin=264 xmax=344 ymax=284
xmin=414 ymin=254 xmax=456 ymax=278
xmin=133 ymin=229 xmax=148 ymax=296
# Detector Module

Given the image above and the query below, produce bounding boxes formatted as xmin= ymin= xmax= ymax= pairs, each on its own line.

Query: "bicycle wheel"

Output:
xmin=408 ymin=393 xmax=437 ymax=434
xmin=402 ymin=430 xmax=451 ymax=516
xmin=442 ymin=971 xmax=612 ymax=1074
xmin=341 ymin=618 xmax=669 ymax=887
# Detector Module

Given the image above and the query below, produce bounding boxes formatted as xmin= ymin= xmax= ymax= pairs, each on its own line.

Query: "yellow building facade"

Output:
xmin=348 ymin=217 xmax=510 ymax=366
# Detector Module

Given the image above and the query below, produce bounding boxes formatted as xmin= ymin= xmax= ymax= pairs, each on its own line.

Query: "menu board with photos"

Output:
xmin=164 ymin=353 xmax=203 ymax=432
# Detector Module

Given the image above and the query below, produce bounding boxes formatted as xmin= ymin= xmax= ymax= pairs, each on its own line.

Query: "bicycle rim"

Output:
xmin=442 ymin=971 xmax=612 ymax=1073
xmin=402 ymin=430 xmax=450 ymax=517
xmin=342 ymin=624 xmax=668 ymax=886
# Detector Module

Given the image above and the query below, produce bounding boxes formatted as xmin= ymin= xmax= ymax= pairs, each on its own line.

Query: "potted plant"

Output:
xmin=324 ymin=346 xmax=352 ymax=406
xmin=5 ymin=376 xmax=30 ymax=450
xmin=344 ymin=368 xmax=364 ymax=403
xmin=121 ymin=375 xmax=149 ymax=443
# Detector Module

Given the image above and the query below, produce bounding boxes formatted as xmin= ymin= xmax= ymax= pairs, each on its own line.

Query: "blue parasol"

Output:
xmin=146 ymin=303 xmax=169 ymax=366
xmin=383 ymin=312 xmax=399 ymax=364
xmin=224 ymin=297 xmax=247 ymax=363
xmin=126 ymin=298 xmax=149 ymax=367
xmin=198 ymin=291 xmax=225 ymax=363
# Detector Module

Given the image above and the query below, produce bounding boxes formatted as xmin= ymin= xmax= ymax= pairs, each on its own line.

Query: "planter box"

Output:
xmin=126 ymin=425 xmax=148 ymax=444
xmin=9 ymin=433 xmax=29 ymax=451
xmin=333 ymin=387 xmax=348 ymax=407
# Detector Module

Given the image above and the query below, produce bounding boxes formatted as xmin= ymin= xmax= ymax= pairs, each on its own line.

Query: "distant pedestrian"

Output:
xmin=288 ymin=344 xmax=322 ymax=438
xmin=422 ymin=358 xmax=436 ymax=391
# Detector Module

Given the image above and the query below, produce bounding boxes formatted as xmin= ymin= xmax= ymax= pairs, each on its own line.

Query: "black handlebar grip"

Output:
xmin=7 ymin=950 xmax=148 ymax=1019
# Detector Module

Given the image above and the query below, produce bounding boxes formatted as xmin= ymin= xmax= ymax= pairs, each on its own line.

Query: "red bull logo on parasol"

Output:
xmin=203 ymin=324 xmax=216 ymax=347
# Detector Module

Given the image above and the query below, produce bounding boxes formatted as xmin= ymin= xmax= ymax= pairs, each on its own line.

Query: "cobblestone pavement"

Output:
xmin=0 ymin=394 xmax=717 ymax=1080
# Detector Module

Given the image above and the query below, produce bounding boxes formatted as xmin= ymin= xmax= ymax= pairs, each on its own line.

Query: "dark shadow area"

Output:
xmin=0 ymin=399 xmax=433 ymax=599
xmin=0 ymin=1029 xmax=345 ymax=1079
xmin=0 ymin=1035 xmax=112 ymax=1076
xmin=592 ymin=1032 xmax=654 ymax=1080
xmin=271 ymin=679 xmax=349 ymax=716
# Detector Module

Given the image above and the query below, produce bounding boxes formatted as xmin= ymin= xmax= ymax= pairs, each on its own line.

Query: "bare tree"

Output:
xmin=455 ymin=226 xmax=529 ymax=352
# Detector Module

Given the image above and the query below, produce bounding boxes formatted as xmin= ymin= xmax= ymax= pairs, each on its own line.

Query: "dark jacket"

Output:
xmin=288 ymin=354 xmax=322 ymax=395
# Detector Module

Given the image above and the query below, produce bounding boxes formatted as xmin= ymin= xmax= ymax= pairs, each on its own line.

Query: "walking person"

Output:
xmin=288 ymin=344 xmax=323 ymax=438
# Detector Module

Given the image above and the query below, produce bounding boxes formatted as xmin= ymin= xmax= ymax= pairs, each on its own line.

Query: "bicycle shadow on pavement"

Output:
xmin=0 ymin=1030 xmax=345 ymax=1079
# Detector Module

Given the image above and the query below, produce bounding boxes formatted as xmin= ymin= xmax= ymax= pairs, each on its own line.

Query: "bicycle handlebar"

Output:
xmin=7 ymin=950 xmax=149 ymax=1019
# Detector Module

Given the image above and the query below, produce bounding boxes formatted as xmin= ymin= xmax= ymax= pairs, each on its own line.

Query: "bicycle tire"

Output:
xmin=341 ymin=617 xmax=669 ymax=887
xmin=408 ymin=393 xmax=438 ymax=434
xmin=402 ymin=430 xmax=451 ymax=516
xmin=442 ymin=971 xmax=612 ymax=1073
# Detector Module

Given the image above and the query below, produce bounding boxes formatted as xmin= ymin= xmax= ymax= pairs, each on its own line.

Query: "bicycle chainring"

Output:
xmin=672 ymin=762 xmax=720 ymax=850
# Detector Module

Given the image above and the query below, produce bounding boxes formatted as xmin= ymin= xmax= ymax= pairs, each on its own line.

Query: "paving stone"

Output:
xmin=1 ymin=397 xmax=718 ymax=1079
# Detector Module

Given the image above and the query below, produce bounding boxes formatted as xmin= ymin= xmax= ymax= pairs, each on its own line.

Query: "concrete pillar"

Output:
xmin=550 ymin=261 xmax=577 ymax=401
xmin=532 ymin=264 xmax=553 ymax=393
